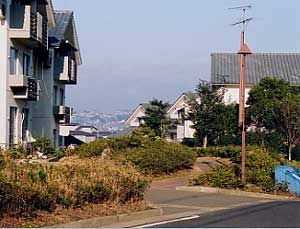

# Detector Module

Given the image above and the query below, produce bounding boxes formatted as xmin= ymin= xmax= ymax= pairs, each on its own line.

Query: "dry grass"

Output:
xmin=0 ymin=156 xmax=149 ymax=217
xmin=0 ymin=201 xmax=152 ymax=228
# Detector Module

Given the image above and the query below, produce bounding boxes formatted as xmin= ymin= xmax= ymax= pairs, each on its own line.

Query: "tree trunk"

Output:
xmin=203 ymin=135 xmax=208 ymax=148
xmin=288 ymin=144 xmax=293 ymax=161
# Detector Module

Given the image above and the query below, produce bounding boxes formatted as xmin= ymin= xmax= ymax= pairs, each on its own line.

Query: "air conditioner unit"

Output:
xmin=0 ymin=9 xmax=5 ymax=21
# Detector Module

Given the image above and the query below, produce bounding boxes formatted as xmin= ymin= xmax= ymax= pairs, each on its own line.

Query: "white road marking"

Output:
xmin=137 ymin=215 xmax=200 ymax=228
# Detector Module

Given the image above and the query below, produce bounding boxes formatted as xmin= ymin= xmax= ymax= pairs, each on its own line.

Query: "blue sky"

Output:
xmin=54 ymin=0 xmax=300 ymax=112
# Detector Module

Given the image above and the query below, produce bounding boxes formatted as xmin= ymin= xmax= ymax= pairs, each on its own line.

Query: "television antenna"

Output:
xmin=229 ymin=5 xmax=253 ymax=32
xmin=229 ymin=5 xmax=253 ymax=184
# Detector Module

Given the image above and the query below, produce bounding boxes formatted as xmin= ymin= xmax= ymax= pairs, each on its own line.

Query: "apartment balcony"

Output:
xmin=54 ymin=105 xmax=72 ymax=124
xmin=10 ymin=5 xmax=48 ymax=48
xmin=57 ymin=57 xmax=77 ymax=84
xmin=9 ymin=75 xmax=39 ymax=101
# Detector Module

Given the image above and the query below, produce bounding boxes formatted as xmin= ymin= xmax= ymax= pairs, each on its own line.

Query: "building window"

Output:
xmin=22 ymin=108 xmax=29 ymax=142
xmin=178 ymin=109 xmax=185 ymax=125
xmin=59 ymin=88 xmax=64 ymax=105
xmin=10 ymin=47 xmax=18 ymax=75
xmin=9 ymin=107 xmax=17 ymax=145
xmin=23 ymin=53 xmax=30 ymax=76
xmin=59 ymin=135 xmax=63 ymax=146
xmin=53 ymin=86 xmax=57 ymax=105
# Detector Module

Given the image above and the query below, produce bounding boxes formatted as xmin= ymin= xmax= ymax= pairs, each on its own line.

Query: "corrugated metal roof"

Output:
xmin=183 ymin=91 xmax=199 ymax=99
xmin=48 ymin=10 xmax=73 ymax=47
xmin=211 ymin=53 xmax=300 ymax=85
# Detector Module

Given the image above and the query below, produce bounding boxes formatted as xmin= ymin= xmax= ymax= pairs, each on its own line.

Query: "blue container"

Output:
xmin=275 ymin=165 xmax=300 ymax=196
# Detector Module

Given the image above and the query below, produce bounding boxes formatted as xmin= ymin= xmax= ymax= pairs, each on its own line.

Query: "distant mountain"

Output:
xmin=72 ymin=110 xmax=131 ymax=132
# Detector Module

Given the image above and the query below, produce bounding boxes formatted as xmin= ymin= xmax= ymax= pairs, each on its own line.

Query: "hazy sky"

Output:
xmin=54 ymin=0 xmax=300 ymax=112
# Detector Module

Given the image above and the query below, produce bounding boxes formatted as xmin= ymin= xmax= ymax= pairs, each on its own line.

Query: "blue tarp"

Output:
xmin=275 ymin=165 xmax=300 ymax=196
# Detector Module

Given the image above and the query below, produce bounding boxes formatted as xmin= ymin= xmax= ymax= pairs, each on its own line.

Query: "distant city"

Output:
xmin=72 ymin=110 xmax=131 ymax=132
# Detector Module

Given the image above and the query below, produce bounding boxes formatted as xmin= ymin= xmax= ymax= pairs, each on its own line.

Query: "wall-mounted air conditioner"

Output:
xmin=0 ymin=9 xmax=5 ymax=21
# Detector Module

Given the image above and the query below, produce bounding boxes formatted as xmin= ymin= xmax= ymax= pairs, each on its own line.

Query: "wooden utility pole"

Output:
xmin=229 ymin=5 xmax=253 ymax=183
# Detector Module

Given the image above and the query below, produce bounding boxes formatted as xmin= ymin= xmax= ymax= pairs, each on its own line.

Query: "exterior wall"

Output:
xmin=59 ymin=124 xmax=79 ymax=136
xmin=223 ymin=86 xmax=252 ymax=105
xmin=73 ymin=135 xmax=96 ymax=144
xmin=31 ymin=48 xmax=59 ymax=144
xmin=0 ymin=2 xmax=9 ymax=146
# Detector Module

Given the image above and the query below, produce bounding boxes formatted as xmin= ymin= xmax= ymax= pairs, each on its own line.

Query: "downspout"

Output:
xmin=20 ymin=111 xmax=25 ymax=144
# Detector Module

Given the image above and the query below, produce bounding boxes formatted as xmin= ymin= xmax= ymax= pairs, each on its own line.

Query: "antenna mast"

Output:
xmin=229 ymin=5 xmax=253 ymax=184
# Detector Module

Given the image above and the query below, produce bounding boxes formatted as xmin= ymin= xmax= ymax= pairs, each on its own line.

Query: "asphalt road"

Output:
xmin=147 ymin=200 xmax=300 ymax=228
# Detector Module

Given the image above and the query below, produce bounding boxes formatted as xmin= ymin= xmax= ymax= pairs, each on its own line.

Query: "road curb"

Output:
xmin=176 ymin=186 xmax=298 ymax=200
xmin=49 ymin=208 xmax=163 ymax=228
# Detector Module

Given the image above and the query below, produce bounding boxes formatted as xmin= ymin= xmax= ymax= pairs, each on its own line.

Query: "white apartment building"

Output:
xmin=0 ymin=0 xmax=81 ymax=147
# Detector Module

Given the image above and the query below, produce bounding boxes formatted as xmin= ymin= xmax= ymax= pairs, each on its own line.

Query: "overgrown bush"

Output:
xmin=8 ymin=145 xmax=27 ymax=159
xmin=116 ymin=139 xmax=197 ymax=175
xmin=196 ymin=145 xmax=241 ymax=159
xmin=72 ymin=140 xmax=108 ymax=157
xmin=192 ymin=165 xmax=242 ymax=189
xmin=218 ymin=132 xmax=286 ymax=154
xmin=194 ymin=146 xmax=276 ymax=192
xmin=33 ymin=137 xmax=54 ymax=154
xmin=0 ymin=157 xmax=148 ymax=216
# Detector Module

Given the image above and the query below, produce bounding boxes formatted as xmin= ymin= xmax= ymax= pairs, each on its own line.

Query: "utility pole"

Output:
xmin=229 ymin=5 xmax=253 ymax=183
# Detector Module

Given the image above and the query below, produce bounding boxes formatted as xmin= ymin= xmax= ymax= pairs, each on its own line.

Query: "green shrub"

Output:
xmin=73 ymin=140 xmax=108 ymax=157
xmin=76 ymin=182 xmax=110 ymax=206
xmin=195 ymin=146 xmax=276 ymax=192
xmin=8 ymin=145 xmax=27 ymax=159
xmin=192 ymin=166 xmax=241 ymax=189
xmin=107 ymin=137 xmax=131 ymax=151
xmin=238 ymin=147 xmax=275 ymax=192
xmin=128 ymin=127 xmax=156 ymax=147
xmin=33 ymin=137 xmax=54 ymax=154
xmin=196 ymin=145 xmax=241 ymax=159
xmin=118 ymin=139 xmax=197 ymax=175
xmin=0 ymin=153 xmax=6 ymax=170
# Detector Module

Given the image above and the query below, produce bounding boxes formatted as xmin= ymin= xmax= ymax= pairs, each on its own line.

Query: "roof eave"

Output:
xmin=46 ymin=0 xmax=56 ymax=28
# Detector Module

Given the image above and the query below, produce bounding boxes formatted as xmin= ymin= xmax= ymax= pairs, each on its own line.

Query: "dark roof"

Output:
xmin=211 ymin=53 xmax=300 ymax=85
xmin=48 ymin=10 xmax=73 ymax=47
xmin=183 ymin=91 xmax=199 ymax=99
xmin=77 ymin=125 xmax=99 ymax=130
xmin=69 ymin=130 xmax=97 ymax=137
xmin=140 ymin=103 xmax=172 ymax=111
xmin=109 ymin=127 xmax=134 ymax=138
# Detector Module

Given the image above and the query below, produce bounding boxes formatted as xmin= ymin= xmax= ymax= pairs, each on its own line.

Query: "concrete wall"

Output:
xmin=0 ymin=3 xmax=9 ymax=146
xmin=223 ymin=86 xmax=252 ymax=105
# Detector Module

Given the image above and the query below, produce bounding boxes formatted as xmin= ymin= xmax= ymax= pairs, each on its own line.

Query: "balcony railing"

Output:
xmin=9 ymin=75 xmax=39 ymax=101
xmin=54 ymin=106 xmax=72 ymax=124
xmin=58 ymin=57 xmax=77 ymax=84
xmin=10 ymin=5 xmax=48 ymax=48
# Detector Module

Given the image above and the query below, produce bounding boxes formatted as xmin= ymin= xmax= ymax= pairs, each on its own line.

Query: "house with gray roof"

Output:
xmin=211 ymin=53 xmax=300 ymax=105
xmin=0 ymin=0 xmax=81 ymax=148
xmin=125 ymin=92 xmax=200 ymax=142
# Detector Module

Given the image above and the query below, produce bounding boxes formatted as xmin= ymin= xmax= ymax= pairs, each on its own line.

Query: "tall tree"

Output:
xmin=247 ymin=77 xmax=300 ymax=160
xmin=274 ymin=93 xmax=300 ymax=160
xmin=189 ymin=81 xmax=236 ymax=147
xmin=143 ymin=99 xmax=170 ymax=137
xmin=247 ymin=77 xmax=291 ymax=129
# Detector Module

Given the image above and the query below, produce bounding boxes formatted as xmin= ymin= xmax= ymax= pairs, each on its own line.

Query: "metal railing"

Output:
xmin=27 ymin=77 xmax=38 ymax=101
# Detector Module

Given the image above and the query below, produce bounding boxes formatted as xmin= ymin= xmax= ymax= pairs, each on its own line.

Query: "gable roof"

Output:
xmin=49 ymin=10 xmax=82 ymax=65
xmin=166 ymin=92 xmax=198 ymax=114
xmin=124 ymin=104 xmax=145 ymax=126
xmin=211 ymin=53 xmax=300 ymax=85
